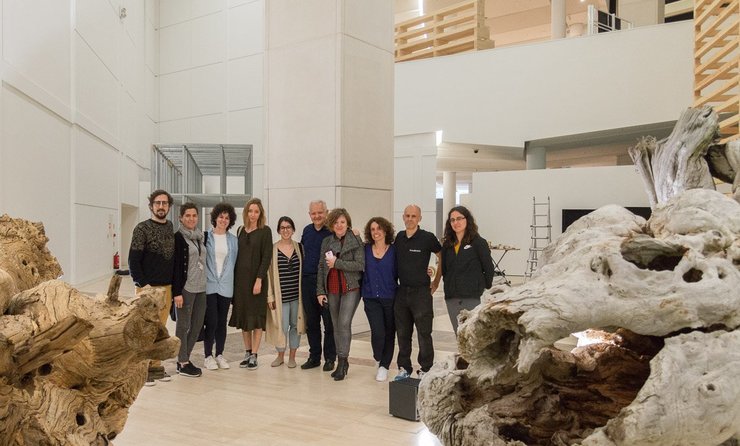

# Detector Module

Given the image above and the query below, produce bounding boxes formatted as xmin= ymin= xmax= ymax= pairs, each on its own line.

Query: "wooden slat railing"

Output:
xmin=395 ymin=0 xmax=494 ymax=63
xmin=694 ymin=0 xmax=740 ymax=143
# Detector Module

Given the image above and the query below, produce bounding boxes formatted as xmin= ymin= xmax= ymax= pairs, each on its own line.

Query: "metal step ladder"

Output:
xmin=525 ymin=196 xmax=551 ymax=280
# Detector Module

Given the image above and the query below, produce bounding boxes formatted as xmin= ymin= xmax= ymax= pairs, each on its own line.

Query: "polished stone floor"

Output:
xmin=77 ymin=275 xmax=466 ymax=446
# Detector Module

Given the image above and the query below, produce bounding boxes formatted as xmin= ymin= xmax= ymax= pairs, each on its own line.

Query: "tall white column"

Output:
xmin=526 ymin=146 xmax=547 ymax=170
xmin=551 ymin=0 xmax=567 ymax=39
xmin=265 ymin=1 xmax=395 ymax=229
xmin=443 ymin=171 xmax=457 ymax=219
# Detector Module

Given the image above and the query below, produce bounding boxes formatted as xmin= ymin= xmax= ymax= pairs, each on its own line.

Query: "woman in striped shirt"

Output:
xmin=266 ymin=216 xmax=305 ymax=368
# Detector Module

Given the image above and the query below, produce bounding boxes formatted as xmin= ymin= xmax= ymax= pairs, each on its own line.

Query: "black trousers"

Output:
xmin=302 ymin=274 xmax=336 ymax=362
xmin=394 ymin=286 xmax=434 ymax=373
xmin=204 ymin=293 xmax=231 ymax=357
xmin=363 ymin=297 xmax=396 ymax=368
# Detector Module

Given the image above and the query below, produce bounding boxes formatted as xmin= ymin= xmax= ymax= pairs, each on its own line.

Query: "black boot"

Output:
xmin=333 ymin=357 xmax=349 ymax=381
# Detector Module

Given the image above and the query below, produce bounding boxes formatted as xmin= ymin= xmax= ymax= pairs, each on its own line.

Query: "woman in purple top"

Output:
xmin=361 ymin=217 xmax=398 ymax=382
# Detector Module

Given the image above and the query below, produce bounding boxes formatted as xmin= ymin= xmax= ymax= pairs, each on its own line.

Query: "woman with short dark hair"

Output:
xmin=202 ymin=202 xmax=238 ymax=371
xmin=173 ymin=202 xmax=207 ymax=377
xmin=265 ymin=216 xmax=305 ymax=368
xmin=316 ymin=208 xmax=365 ymax=381
xmin=441 ymin=206 xmax=495 ymax=333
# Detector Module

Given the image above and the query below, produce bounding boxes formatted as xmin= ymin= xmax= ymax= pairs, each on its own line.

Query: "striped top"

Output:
xmin=277 ymin=250 xmax=300 ymax=303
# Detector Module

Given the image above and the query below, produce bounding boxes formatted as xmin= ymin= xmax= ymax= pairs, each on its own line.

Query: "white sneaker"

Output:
xmin=215 ymin=354 xmax=230 ymax=369
xmin=204 ymin=356 xmax=218 ymax=370
xmin=417 ymin=370 xmax=426 ymax=380
xmin=375 ymin=366 xmax=388 ymax=382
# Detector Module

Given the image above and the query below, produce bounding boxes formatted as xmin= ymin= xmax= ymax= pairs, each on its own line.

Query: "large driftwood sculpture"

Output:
xmin=0 ymin=214 xmax=179 ymax=445
xmin=419 ymin=108 xmax=740 ymax=446
xmin=628 ymin=106 xmax=740 ymax=207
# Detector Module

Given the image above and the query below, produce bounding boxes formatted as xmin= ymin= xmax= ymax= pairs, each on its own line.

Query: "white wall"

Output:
xmin=158 ymin=0 xmax=266 ymax=203
xmin=0 ymin=0 xmax=159 ymax=284
xmin=394 ymin=133 xmax=438 ymax=234
xmin=395 ymin=21 xmax=693 ymax=149
xmin=470 ymin=166 xmax=650 ymax=277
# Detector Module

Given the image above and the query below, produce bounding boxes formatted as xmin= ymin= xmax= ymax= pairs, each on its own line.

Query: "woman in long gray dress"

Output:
xmin=229 ymin=198 xmax=273 ymax=370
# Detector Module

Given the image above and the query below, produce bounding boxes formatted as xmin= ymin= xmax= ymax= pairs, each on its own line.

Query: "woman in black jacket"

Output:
xmin=441 ymin=206 xmax=494 ymax=333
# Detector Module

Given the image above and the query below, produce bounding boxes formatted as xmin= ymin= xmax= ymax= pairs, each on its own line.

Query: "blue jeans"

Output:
xmin=278 ymin=300 xmax=301 ymax=351
xmin=363 ymin=297 xmax=396 ymax=368
xmin=327 ymin=289 xmax=361 ymax=358
xmin=204 ymin=293 xmax=231 ymax=357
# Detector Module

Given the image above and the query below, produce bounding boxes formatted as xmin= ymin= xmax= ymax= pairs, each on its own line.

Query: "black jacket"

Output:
xmin=441 ymin=235 xmax=495 ymax=300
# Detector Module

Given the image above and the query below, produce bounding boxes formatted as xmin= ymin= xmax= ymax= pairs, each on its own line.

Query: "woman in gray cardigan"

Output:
xmin=316 ymin=208 xmax=365 ymax=381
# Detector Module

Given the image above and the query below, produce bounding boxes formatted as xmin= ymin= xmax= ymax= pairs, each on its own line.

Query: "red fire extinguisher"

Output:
xmin=113 ymin=252 xmax=120 ymax=270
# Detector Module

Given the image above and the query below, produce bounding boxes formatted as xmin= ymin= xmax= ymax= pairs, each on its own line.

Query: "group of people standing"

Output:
xmin=128 ymin=190 xmax=495 ymax=386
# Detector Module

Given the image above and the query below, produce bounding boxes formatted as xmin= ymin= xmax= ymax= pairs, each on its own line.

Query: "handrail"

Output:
xmin=394 ymin=0 xmax=493 ymax=63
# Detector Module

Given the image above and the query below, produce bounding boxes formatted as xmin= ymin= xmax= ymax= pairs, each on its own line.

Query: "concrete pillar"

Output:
xmin=551 ymin=0 xmax=567 ymax=39
xmin=264 ymin=1 xmax=395 ymax=230
xmin=443 ymin=171 xmax=456 ymax=219
xmin=526 ymin=146 xmax=547 ymax=170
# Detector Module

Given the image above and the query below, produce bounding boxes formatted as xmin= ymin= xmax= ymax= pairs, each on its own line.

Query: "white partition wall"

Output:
xmin=394 ymin=133 xmax=438 ymax=234
xmin=470 ymin=166 xmax=650 ymax=277
xmin=0 ymin=0 xmax=159 ymax=284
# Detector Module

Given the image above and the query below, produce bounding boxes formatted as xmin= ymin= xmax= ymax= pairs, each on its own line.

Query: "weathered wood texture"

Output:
xmin=0 ymin=214 xmax=179 ymax=445
xmin=628 ymin=107 xmax=740 ymax=207
xmin=418 ymin=189 xmax=740 ymax=446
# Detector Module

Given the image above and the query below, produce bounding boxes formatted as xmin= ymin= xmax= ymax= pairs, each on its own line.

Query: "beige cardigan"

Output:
xmin=265 ymin=240 xmax=306 ymax=349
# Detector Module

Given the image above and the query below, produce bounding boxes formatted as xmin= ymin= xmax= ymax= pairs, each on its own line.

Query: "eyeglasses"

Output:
xmin=279 ymin=226 xmax=293 ymax=231
xmin=152 ymin=201 xmax=170 ymax=207
xmin=450 ymin=216 xmax=466 ymax=223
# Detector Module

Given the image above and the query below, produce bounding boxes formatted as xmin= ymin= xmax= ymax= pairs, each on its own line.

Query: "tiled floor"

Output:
xmin=76 ymin=276 xmax=462 ymax=446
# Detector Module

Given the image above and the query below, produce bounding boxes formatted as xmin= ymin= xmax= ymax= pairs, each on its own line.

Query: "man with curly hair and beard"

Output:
xmin=129 ymin=189 xmax=176 ymax=386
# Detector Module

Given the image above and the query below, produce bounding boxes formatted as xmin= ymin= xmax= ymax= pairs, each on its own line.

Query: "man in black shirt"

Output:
xmin=393 ymin=204 xmax=441 ymax=380
xmin=129 ymin=189 xmax=175 ymax=386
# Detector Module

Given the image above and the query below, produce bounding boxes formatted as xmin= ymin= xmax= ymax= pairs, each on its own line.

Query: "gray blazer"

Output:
xmin=316 ymin=231 xmax=365 ymax=294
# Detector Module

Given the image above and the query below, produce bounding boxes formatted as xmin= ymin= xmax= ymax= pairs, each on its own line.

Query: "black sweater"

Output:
xmin=128 ymin=219 xmax=174 ymax=287
xmin=441 ymin=235 xmax=495 ymax=300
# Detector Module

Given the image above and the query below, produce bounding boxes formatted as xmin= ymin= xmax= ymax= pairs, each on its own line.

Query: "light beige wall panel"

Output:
xmin=228 ymin=54 xmax=263 ymax=110
xmin=138 ymin=115 xmax=156 ymax=164
xmin=191 ymin=63 xmax=226 ymax=116
xmin=343 ymin=0 xmax=393 ymax=52
xmin=145 ymin=19 xmax=159 ymax=72
xmin=145 ymin=0 xmax=159 ymax=24
xmin=120 ymin=92 xmax=138 ymax=158
xmin=73 ymin=204 xmax=117 ymax=284
xmin=336 ymin=187 xmax=393 ymax=233
xmin=75 ymin=35 xmax=120 ymax=141
xmin=121 ymin=156 xmax=140 ymax=205
xmin=159 ymin=118 xmax=191 ymax=143
xmin=76 ymin=0 xmax=121 ymax=78
xmin=0 ymin=86 xmax=72 ymax=278
xmin=74 ymin=128 xmax=119 ymax=209
xmin=228 ymin=108 xmax=263 ymax=160
xmin=192 ymin=0 xmax=225 ymax=17
xmin=267 ymin=0 xmax=334 ymax=49
xmin=159 ymin=22 xmax=192 ymax=74
xmin=159 ymin=70 xmax=191 ymax=121
xmin=145 ymin=67 xmax=159 ymax=121
xmin=267 ymin=187 xmax=338 ymax=234
xmin=122 ymin=0 xmax=146 ymax=48
xmin=192 ymin=12 xmax=226 ymax=67
xmin=120 ymin=33 xmax=144 ymax=103
xmin=228 ymin=1 xmax=264 ymax=58
xmin=266 ymin=36 xmax=337 ymax=188
xmin=191 ymin=113 xmax=227 ymax=143
xmin=160 ymin=0 xmax=192 ymax=27
xmin=2 ymin=0 xmax=71 ymax=110
xmin=340 ymin=36 xmax=393 ymax=189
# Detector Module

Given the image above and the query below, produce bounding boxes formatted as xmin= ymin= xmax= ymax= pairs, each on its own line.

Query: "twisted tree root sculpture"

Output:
xmin=419 ymin=107 xmax=740 ymax=446
xmin=0 ymin=214 xmax=179 ymax=445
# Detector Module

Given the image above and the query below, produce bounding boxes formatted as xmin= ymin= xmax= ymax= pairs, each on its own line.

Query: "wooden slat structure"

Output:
xmin=395 ymin=0 xmax=494 ymax=63
xmin=694 ymin=0 xmax=740 ymax=143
